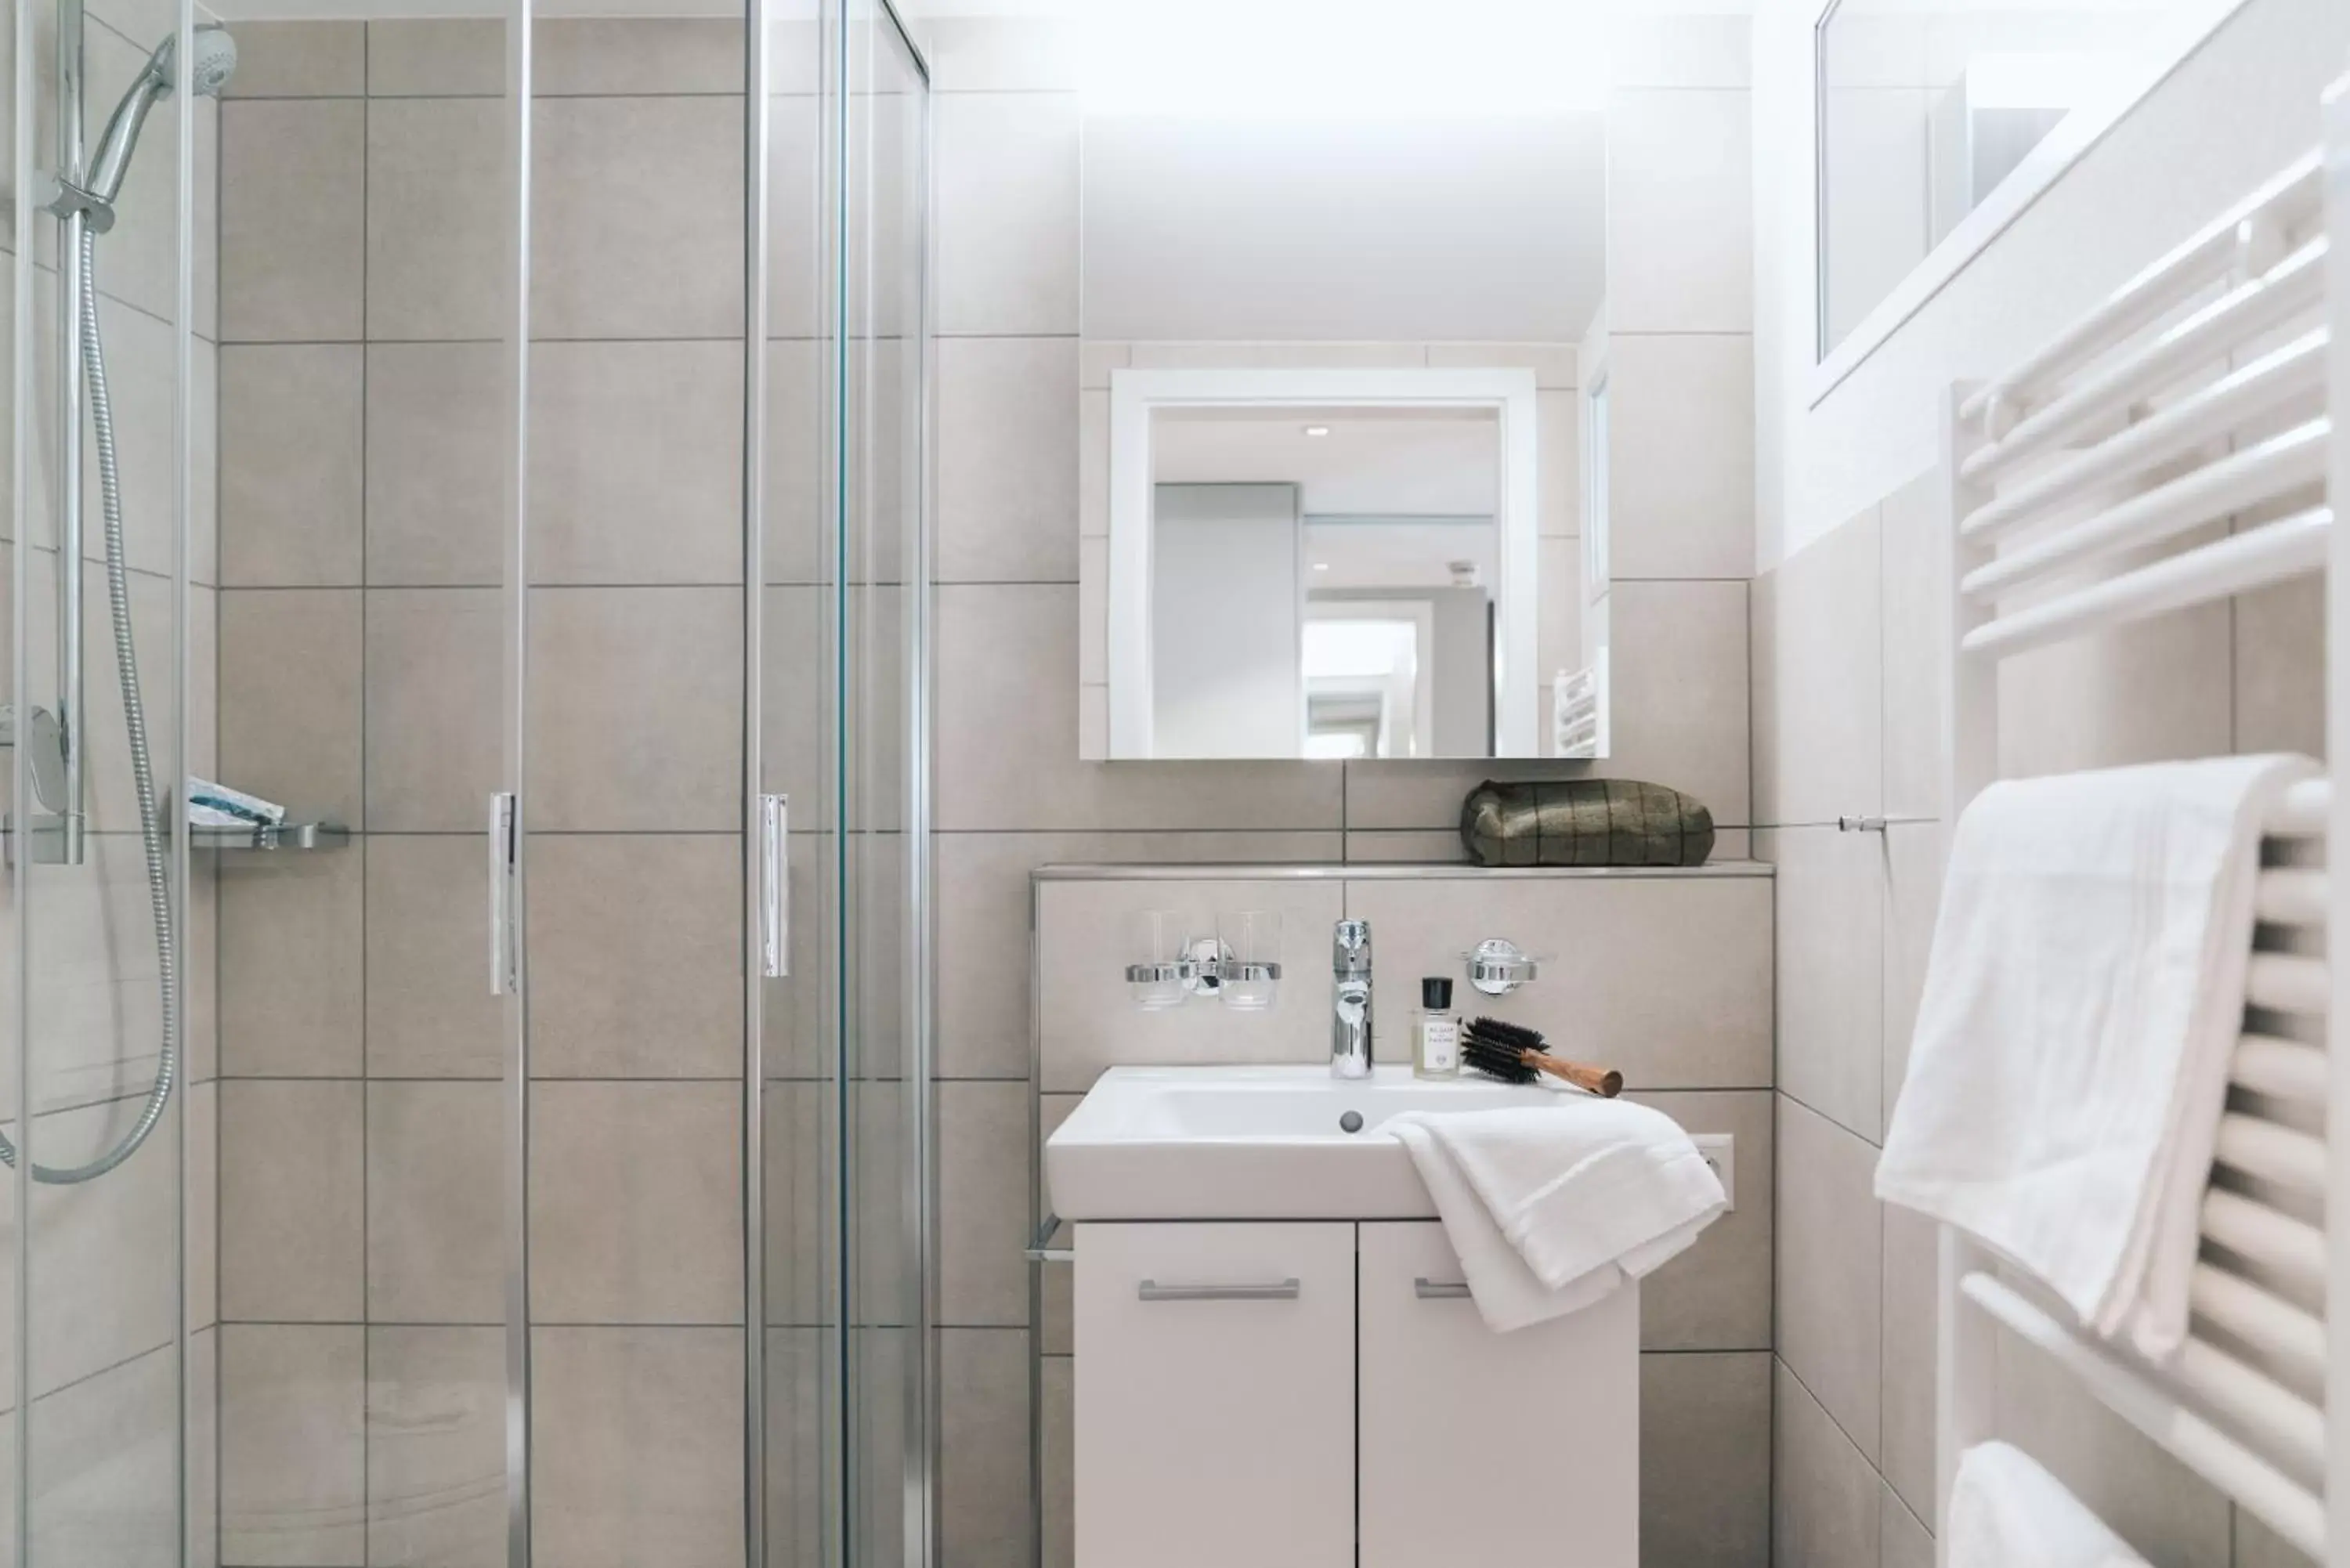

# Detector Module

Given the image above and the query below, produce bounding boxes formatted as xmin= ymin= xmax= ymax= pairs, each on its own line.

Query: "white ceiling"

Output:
xmin=1152 ymin=405 xmax=1499 ymax=515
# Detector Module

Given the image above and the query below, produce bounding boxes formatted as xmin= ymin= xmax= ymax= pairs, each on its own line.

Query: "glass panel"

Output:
xmin=5 ymin=0 xmax=198 ymax=1560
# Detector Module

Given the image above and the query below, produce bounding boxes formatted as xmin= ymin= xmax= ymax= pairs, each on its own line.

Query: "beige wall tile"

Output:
xmin=529 ymin=340 xmax=746 ymax=585
xmin=762 ymin=586 xmax=906 ymax=834
xmin=1607 ymin=333 xmax=1756 ymax=580
xmin=937 ymin=336 xmax=1080 ymax=582
xmin=1430 ymin=341 xmax=1581 ymax=385
xmin=1641 ymin=1351 xmax=1771 ymax=1568
xmin=535 ymin=17 xmax=744 ymax=95
xmin=526 ymin=587 xmax=743 ymax=832
xmin=365 ymin=342 xmax=504 ymax=587
xmin=219 ymin=849 xmax=364 ymax=1078
xmin=762 ymin=1080 xmax=906 ymax=1330
xmin=935 ymin=92 xmax=1080 ymax=335
xmin=1079 ymin=388 xmax=1110 ymax=538
xmin=1996 ymin=587 xmax=2232 ymax=779
xmin=1879 ymin=822 xmax=1943 ymax=1127
xmin=1039 ymin=1094 xmax=1079 ymax=1354
xmin=530 ymin=1327 xmax=744 ymax=1568
xmin=219 ymin=587 xmax=362 ymax=826
xmin=186 ymin=1078 xmax=217 ymax=1332
xmin=1042 ymin=1353 xmax=1074 ymax=1568
xmin=762 ymin=338 xmax=827 ymax=583
xmin=1635 ymin=1090 xmax=1772 ymax=1349
xmin=1342 ymin=829 xmax=1473 ymax=863
xmin=367 ymin=19 xmax=504 ymax=96
xmin=367 ymin=96 xmax=505 ymax=341
xmin=1539 ymin=386 xmax=1584 ymax=538
xmin=2234 ymin=571 xmax=2324 ymax=758
xmin=1036 ymin=876 xmax=1345 ymax=1092
xmin=366 ymin=835 xmax=502 ymax=1079
xmin=764 ymin=833 xmax=909 ymax=1081
xmin=2235 ymin=1512 xmax=2322 ymax=1568
xmin=26 ymin=1342 xmax=180 ymax=1565
xmin=1768 ymin=824 xmax=1885 ymax=1141
xmin=1079 ymin=341 xmax=1130 ymax=389
xmin=1773 ymin=1358 xmax=1881 ymax=1568
xmin=221 ymin=1080 xmax=364 ymax=1323
xmin=1878 ymin=1201 xmax=1939 ymax=1523
xmin=220 ymin=1324 xmax=366 ymax=1567
xmin=1345 ymin=872 xmax=1774 ymax=1089
xmin=1605 ymin=88 xmax=1752 ymax=334
xmin=529 ymin=1082 xmax=743 ymax=1324
xmin=367 ymin=1081 xmax=501 ymax=1324
xmin=1997 ymin=1343 xmax=2234 ymax=1566
xmin=16 ymin=829 xmax=177 ymax=1118
xmin=1880 ymin=1483 xmax=1932 ymax=1568
xmin=26 ymin=1097 xmax=179 ymax=1400
xmin=935 ymin=584 xmax=1344 ymax=832
xmin=365 ymin=587 xmax=502 ymax=833
xmin=940 ymin=1328 xmax=1030 ymax=1568
xmin=220 ymin=99 xmax=364 ymax=341
xmin=223 ymin=20 xmax=365 ymax=98
xmin=527 ymin=833 xmax=743 ymax=1078
xmin=938 ymin=1080 xmax=1031 ymax=1328
xmin=1753 ymin=510 xmax=1882 ymax=827
xmin=1777 ymin=1095 xmax=1883 ymax=1463
xmin=1877 ymin=470 xmax=1947 ymax=819
xmin=936 ymin=831 xmax=1342 ymax=1079
xmin=1608 ymin=578 xmax=1754 ymax=827
xmin=533 ymin=96 xmax=745 ymax=340
xmin=220 ymin=345 xmax=363 ymax=588
xmin=367 ymin=1326 xmax=505 ymax=1568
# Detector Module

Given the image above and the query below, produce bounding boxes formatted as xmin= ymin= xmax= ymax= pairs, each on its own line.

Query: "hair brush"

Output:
xmin=1460 ymin=1016 xmax=1624 ymax=1097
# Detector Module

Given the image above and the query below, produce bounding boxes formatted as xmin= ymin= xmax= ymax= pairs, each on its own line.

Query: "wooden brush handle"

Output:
xmin=1528 ymin=1053 xmax=1624 ymax=1097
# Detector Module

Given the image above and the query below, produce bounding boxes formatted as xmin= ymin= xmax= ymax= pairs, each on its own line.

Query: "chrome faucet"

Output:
xmin=1332 ymin=919 xmax=1373 ymax=1079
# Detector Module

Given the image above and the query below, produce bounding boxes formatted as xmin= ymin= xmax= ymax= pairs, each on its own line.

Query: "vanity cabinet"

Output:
xmin=1073 ymin=1219 xmax=1640 ymax=1568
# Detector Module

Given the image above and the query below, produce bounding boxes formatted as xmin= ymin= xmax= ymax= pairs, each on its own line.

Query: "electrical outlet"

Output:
xmin=1692 ymin=1133 xmax=1735 ymax=1210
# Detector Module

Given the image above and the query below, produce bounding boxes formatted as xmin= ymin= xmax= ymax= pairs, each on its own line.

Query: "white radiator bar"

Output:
xmin=2189 ymin=1263 xmax=2326 ymax=1374
xmin=2202 ymin=1188 xmax=2327 ymax=1294
xmin=2247 ymin=952 xmax=2331 ymax=1017
xmin=1960 ymin=152 xmax=2323 ymax=427
xmin=2257 ymin=869 xmax=2330 ymax=927
xmin=1962 ymin=236 xmax=2328 ymax=486
xmin=1961 ymin=1272 xmax=2327 ymax=1559
xmin=1960 ymin=508 xmax=2332 ymax=660
xmin=2215 ymin=1112 xmax=2329 ymax=1195
xmin=2232 ymin=1032 xmax=2330 ymax=1104
xmin=1961 ymin=418 xmax=2330 ymax=603
xmin=2268 ymin=778 xmax=2334 ymax=836
xmin=1958 ymin=329 xmax=2328 ymax=543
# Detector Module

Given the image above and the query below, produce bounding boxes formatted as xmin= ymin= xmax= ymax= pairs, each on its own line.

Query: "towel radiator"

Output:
xmin=1926 ymin=87 xmax=2346 ymax=1563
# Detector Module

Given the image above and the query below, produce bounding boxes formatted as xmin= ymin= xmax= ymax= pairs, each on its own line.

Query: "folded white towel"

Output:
xmin=1949 ymin=1443 xmax=2149 ymax=1568
xmin=1876 ymin=753 xmax=2317 ymax=1360
xmin=1387 ymin=1097 xmax=1726 ymax=1333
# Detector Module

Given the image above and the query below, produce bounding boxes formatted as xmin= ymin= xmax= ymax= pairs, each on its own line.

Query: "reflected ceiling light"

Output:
xmin=1313 ymin=562 xmax=1331 ymax=572
xmin=1303 ymin=425 xmax=1332 ymax=437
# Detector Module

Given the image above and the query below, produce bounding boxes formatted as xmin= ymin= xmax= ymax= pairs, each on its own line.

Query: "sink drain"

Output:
xmin=1338 ymin=1111 xmax=1364 ymax=1134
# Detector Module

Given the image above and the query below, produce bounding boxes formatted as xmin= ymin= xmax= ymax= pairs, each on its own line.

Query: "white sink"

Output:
xmin=1045 ymin=1063 xmax=1585 ymax=1220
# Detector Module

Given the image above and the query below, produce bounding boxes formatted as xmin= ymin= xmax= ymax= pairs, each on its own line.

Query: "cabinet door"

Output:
xmin=1359 ymin=1221 xmax=1640 ymax=1568
xmin=1074 ymin=1222 xmax=1355 ymax=1568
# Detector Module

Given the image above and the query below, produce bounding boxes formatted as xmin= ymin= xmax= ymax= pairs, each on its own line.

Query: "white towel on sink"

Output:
xmin=1875 ymin=753 xmax=2316 ymax=1360
xmin=1387 ymin=1097 xmax=1726 ymax=1333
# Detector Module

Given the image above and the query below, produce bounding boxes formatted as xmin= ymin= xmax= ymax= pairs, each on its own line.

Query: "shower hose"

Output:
xmin=0 ymin=226 xmax=178 ymax=1183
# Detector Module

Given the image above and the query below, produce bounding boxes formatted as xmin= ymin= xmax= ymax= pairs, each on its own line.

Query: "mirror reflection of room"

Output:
xmin=1148 ymin=406 xmax=1506 ymax=761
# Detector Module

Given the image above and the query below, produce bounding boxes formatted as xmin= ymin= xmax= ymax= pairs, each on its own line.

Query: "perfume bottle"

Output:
xmin=1414 ymin=977 xmax=1460 ymax=1079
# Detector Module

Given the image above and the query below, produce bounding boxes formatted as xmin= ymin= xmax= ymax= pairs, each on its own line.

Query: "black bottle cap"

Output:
xmin=1422 ymin=976 xmax=1452 ymax=1010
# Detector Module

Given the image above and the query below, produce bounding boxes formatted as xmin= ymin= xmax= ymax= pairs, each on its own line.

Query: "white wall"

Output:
xmin=1152 ymin=483 xmax=1302 ymax=756
xmin=1753 ymin=0 xmax=2350 ymax=569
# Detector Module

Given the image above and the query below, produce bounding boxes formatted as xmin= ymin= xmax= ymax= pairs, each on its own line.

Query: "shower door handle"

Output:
xmin=759 ymin=793 xmax=789 ymax=978
xmin=489 ymin=791 xmax=519 ymax=995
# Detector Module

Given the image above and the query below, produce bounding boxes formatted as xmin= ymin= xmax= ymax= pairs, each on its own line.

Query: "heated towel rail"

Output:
xmin=1932 ymin=88 xmax=2345 ymax=1564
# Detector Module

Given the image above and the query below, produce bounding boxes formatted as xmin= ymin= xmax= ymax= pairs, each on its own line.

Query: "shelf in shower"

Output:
xmin=189 ymin=821 xmax=349 ymax=851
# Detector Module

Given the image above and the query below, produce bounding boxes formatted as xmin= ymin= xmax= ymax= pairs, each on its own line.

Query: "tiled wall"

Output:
xmin=1029 ymin=865 xmax=1777 ymax=1568
xmin=1754 ymin=470 xmax=2326 ymax=1568
xmin=0 ymin=0 xmax=222 ymax=1559
xmin=920 ymin=16 xmax=1760 ymax=1564
xmin=210 ymin=19 xmax=760 ymax=1566
xmin=1072 ymin=338 xmax=1583 ymax=760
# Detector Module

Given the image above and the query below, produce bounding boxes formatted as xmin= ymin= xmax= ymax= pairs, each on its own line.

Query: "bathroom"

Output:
xmin=0 ymin=0 xmax=2340 ymax=1563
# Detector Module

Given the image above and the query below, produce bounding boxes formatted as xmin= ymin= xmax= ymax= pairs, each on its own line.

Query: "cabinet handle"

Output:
xmin=1137 ymin=1278 xmax=1300 ymax=1302
xmin=1413 ymin=1277 xmax=1472 ymax=1299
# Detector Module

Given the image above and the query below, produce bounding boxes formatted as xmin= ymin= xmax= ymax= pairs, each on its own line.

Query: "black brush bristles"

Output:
xmin=1460 ymin=1016 xmax=1548 ymax=1084
xmin=1468 ymin=1016 xmax=1549 ymax=1055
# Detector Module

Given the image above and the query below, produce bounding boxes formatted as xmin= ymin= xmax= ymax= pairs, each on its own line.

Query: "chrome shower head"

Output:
xmin=81 ymin=24 xmax=237 ymax=210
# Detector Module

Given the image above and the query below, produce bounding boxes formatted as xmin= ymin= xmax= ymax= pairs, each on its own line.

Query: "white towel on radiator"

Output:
xmin=1875 ymin=753 xmax=2317 ymax=1360
xmin=1387 ymin=1098 xmax=1726 ymax=1333
xmin=1949 ymin=1443 xmax=2148 ymax=1568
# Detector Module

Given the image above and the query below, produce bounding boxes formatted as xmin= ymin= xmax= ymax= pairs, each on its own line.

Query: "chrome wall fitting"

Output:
xmin=1463 ymin=937 xmax=1542 ymax=996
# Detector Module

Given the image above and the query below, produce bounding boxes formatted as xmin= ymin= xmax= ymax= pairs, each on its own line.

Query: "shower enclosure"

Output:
xmin=0 ymin=1 xmax=932 ymax=1563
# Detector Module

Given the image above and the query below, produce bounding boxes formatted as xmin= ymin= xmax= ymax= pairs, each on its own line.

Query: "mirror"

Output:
xmin=1079 ymin=76 xmax=1604 ymax=761
xmin=1816 ymin=0 xmax=2251 ymax=360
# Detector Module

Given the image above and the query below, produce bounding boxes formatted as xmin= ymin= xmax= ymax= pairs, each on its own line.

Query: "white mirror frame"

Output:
xmin=1808 ymin=0 xmax=2255 ymax=406
xmin=1106 ymin=366 xmax=1542 ymax=761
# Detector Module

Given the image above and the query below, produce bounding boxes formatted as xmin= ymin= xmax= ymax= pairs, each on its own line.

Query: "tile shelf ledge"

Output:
xmin=1030 ymin=860 xmax=1772 ymax=882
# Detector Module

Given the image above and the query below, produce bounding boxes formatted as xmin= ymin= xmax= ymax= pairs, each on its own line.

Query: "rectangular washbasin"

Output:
xmin=1045 ymin=1063 xmax=1585 ymax=1221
